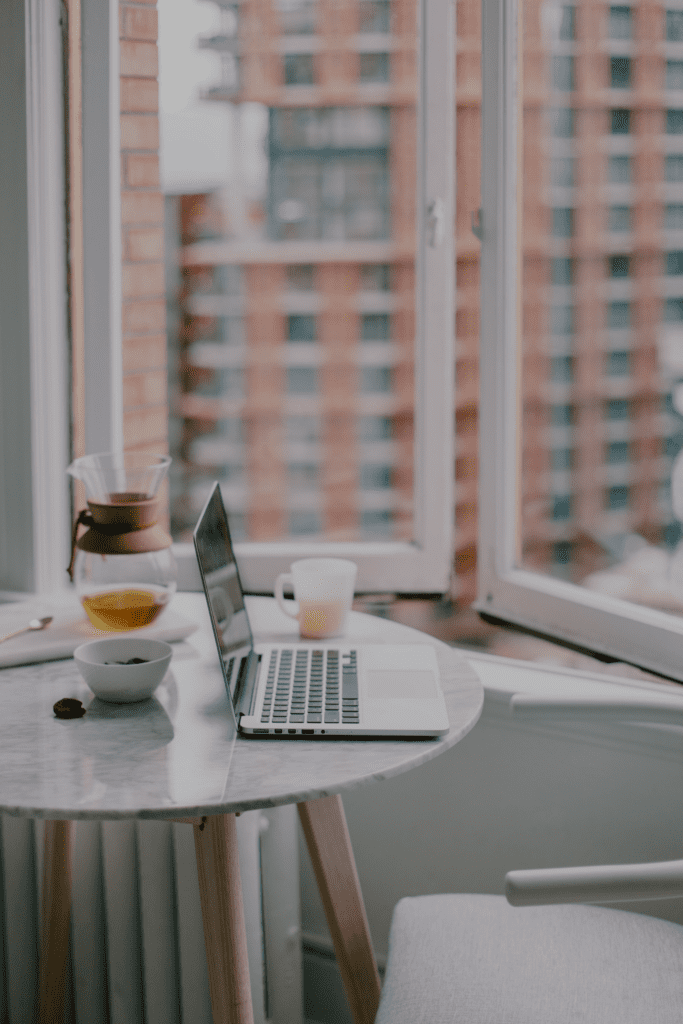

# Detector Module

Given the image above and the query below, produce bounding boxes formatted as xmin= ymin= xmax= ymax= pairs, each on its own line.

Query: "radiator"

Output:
xmin=0 ymin=806 xmax=303 ymax=1024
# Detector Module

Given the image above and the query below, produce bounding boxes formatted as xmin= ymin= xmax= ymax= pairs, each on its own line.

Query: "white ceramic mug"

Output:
xmin=274 ymin=558 xmax=357 ymax=639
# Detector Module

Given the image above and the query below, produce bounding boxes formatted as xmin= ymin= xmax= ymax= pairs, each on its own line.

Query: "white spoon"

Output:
xmin=0 ymin=616 xmax=54 ymax=644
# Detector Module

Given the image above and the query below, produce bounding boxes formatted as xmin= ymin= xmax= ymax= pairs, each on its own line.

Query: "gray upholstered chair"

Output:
xmin=374 ymin=695 xmax=683 ymax=1024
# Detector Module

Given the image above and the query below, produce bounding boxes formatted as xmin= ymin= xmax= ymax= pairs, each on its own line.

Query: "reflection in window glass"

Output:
xmin=360 ymin=313 xmax=390 ymax=340
xmin=520 ymin=0 xmax=683 ymax=606
xmin=360 ymin=464 xmax=393 ymax=488
xmin=287 ymin=314 xmax=317 ymax=341
xmin=359 ymin=415 xmax=393 ymax=440
xmin=361 ymin=366 xmax=392 ymax=392
xmin=358 ymin=0 xmax=391 ymax=33
xmin=276 ymin=0 xmax=316 ymax=34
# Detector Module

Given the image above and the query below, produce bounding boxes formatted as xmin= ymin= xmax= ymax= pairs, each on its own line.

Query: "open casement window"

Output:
xmin=477 ymin=0 xmax=683 ymax=680
xmin=0 ymin=0 xmax=455 ymax=598
xmin=165 ymin=0 xmax=456 ymax=595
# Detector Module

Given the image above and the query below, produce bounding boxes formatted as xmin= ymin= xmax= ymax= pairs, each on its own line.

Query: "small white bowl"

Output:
xmin=74 ymin=638 xmax=173 ymax=703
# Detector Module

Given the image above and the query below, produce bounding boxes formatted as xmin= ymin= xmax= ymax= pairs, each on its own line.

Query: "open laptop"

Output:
xmin=193 ymin=482 xmax=450 ymax=738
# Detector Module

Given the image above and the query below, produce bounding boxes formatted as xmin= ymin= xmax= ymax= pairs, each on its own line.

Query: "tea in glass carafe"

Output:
xmin=67 ymin=452 xmax=177 ymax=630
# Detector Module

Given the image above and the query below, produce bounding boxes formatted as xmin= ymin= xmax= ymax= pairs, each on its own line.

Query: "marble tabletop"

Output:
xmin=0 ymin=593 xmax=484 ymax=820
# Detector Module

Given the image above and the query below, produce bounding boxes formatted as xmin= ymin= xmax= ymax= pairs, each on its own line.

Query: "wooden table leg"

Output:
xmin=193 ymin=814 xmax=254 ymax=1024
xmin=298 ymin=795 xmax=381 ymax=1024
xmin=39 ymin=819 xmax=73 ymax=1024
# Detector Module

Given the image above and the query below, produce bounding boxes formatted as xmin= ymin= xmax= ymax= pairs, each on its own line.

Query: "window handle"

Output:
xmin=427 ymin=198 xmax=445 ymax=247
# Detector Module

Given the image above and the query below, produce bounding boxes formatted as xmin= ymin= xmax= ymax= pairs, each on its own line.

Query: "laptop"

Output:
xmin=193 ymin=482 xmax=450 ymax=738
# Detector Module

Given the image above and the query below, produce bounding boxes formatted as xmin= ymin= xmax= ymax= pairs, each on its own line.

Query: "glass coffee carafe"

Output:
xmin=67 ymin=452 xmax=177 ymax=631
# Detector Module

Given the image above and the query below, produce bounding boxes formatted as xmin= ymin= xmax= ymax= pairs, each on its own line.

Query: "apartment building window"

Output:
xmin=558 ymin=5 xmax=576 ymax=40
xmin=608 ymin=155 xmax=631 ymax=183
xmin=359 ymin=53 xmax=390 ymax=84
xmin=609 ymin=254 xmax=630 ymax=277
xmin=667 ymin=109 xmax=683 ymax=134
xmin=551 ymin=448 xmax=574 ymax=470
xmin=610 ymin=57 xmax=631 ymax=89
xmin=608 ymin=5 xmax=632 ymax=39
xmin=665 ymin=155 xmax=683 ymax=183
xmin=550 ymin=355 xmax=574 ymax=382
xmin=360 ymin=264 xmax=391 ymax=290
xmin=286 ymin=265 xmax=316 ymax=291
xmin=551 ymin=257 xmax=575 ymax=285
xmin=550 ymin=157 xmax=574 ymax=187
xmin=666 ymin=9 xmax=683 ymax=41
xmin=361 ymin=366 xmax=392 ymax=392
xmin=550 ymin=404 xmax=575 ymax=426
xmin=606 ymin=484 xmax=630 ymax=510
xmin=666 ymin=251 xmax=683 ymax=275
xmin=550 ymin=107 xmax=575 ymax=137
xmin=552 ymin=207 xmax=575 ymax=237
xmin=283 ymin=54 xmax=315 ymax=86
xmin=665 ymin=297 xmax=683 ymax=321
xmin=287 ymin=462 xmax=319 ymax=488
xmin=289 ymin=510 xmax=322 ymax=535
xmin=550 ymin=304 xmax=575 ymax=334
xmin=667 ymin=61 xmax=683 ymax=91
xmin=610 ymin=108 xmax=631 ymax=133
xmin=608 ymin=300 xmax=631 ymax=328
xmin=608 ymin=205 xmax=632 ymax=231
xmin=286 ymin=415 xmax=320 ymax=442
xmin=276 ymin=0 xmax=317 ymax=34
xmin=287 ymin=315 xmax=317 ymax=341
xmin=551 ymin=495 xmax=573 ymax=520
xmin=606 ymin=440 xmax=630 ymax=463
xmin=605 ymin=398 xmax=630 ymax=420
xmin=360 ymin=509 xmax=394 ymax=533
xmin=360 ymin=314 xmax=391 ymax=340
xmin=360 ymin=464 xmax=393 ymax=488
xmin=358 ymin=0 xmax=391 ymax=33
xmin=605 ymin=350 xmax=631 ymax=376
xmin=359 ymin=415 xmax=393 ymax=440
xmin=287 ymin=367 xmax=318 ymax=394
xmin=552 ymin=56 xmax=575 ymax=93
xmin=664 ymin=204 xmax=683 ymax=228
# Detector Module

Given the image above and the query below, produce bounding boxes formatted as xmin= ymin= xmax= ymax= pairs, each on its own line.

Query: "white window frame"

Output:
xmin=477 ymin=0 xmax=683 ymax=681
xmin=175 ymin=0 xmax=456 ymax=594
xmin=3 ymin=0 xmax=454 ymax=599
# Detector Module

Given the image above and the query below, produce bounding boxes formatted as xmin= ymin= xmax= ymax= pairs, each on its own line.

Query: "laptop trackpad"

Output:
xmin=367 ymin=670 xmax=439 ymax=700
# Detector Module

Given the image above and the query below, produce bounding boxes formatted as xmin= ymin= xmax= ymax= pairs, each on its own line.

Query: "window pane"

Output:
xmin=161 ymin=0 xmax=418 ymax=544
xmin=518 ymin=3 xmax=683 ymax=609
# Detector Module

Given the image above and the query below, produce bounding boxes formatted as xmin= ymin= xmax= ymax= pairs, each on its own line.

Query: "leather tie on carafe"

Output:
xmin=67 ymin=494 xmax=171 ymax=581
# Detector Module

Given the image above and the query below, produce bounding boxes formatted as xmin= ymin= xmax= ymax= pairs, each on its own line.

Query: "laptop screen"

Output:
xmin=193 ymin=483 xmax=253 ymax=696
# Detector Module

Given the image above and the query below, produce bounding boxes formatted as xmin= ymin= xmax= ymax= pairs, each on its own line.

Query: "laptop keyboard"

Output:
xmin=260 ymin=649 xmax=359 ymax=726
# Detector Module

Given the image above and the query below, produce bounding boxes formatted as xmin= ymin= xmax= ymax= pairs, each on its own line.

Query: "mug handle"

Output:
xmin=275 ymin=573 xmax=299 ymax=620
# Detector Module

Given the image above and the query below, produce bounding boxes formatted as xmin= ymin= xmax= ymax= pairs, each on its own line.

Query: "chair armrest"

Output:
xmin=506 ymin=859 xmax=683 ymax=906
xmin=509 ymin=694 xmax=683 ymax=727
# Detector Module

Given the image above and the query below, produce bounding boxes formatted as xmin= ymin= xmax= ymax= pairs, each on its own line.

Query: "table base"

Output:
xmin=39 ymin=796 xmax=380 ymax=1024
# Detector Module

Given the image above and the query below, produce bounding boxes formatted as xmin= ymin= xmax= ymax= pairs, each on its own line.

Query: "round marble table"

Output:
xmin=0 ymin=593 xmax=483 ymax=1024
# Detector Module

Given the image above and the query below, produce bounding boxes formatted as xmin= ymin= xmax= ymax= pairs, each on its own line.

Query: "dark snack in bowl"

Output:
xmin=54 ymin=698 xmax=86 ymax=719
xmin=104 ymin=657 xmax=149 ymax=665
